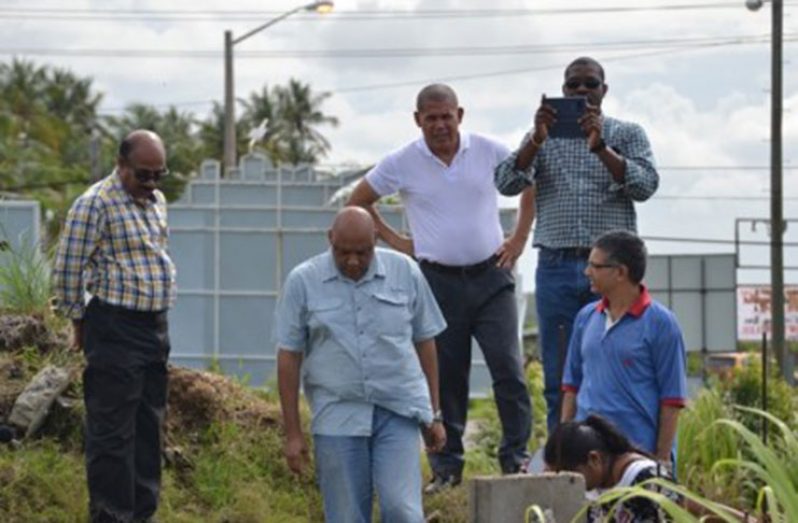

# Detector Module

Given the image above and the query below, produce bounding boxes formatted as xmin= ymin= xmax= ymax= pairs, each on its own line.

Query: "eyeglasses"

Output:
xmin=565 ymin=78 xmax=602 ymax=90
xmin=132 ymin=167 xmax=170 ymax=183
xmin=587 ymin=261 xmax=619 ymax=270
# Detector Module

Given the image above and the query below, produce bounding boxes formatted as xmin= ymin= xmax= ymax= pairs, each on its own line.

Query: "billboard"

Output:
xmin=737 ymin=286 xmax=798 ymax=341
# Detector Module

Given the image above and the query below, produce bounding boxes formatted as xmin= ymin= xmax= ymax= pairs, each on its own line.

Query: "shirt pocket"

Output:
xmin=371 ymin=292 xmax=412 ymax=337
xmin=306 ymin=298 xmax=344 ymax=333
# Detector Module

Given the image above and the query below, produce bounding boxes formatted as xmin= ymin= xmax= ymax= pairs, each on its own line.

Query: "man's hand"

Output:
xmin=495 ymin=235 xmax=527 ymax=269
xmin=71 ymin=319 xmax=83 ymax=351
xmin=533 ymin=95 xmax=557 ymax=144
xmin=579 ymin=104 xmax=603 ymax=149
xmin=283 ymin=432 xmax=310 ymax=475
xmin=422 ymin=422 xmax=446 ymax=453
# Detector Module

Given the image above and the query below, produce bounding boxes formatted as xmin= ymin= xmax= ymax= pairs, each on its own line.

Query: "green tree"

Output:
xmin=271 ymin=79 xmax=338 ymax=165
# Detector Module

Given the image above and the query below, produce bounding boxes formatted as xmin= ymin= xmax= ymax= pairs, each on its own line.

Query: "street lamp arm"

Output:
xmin=232 ymin=5 xmax=308 ymax=46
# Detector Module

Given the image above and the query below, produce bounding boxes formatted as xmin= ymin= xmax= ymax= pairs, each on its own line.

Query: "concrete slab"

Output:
xmin=469 ymin=472 xmax=586 ymax=523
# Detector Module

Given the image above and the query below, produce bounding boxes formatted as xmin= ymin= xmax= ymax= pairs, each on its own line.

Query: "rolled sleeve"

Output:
xmin=409 ymin=262 xmax=446 ymax=341
xmin=615 ymin=123 xmax=659 ymax=201
xmin=273 ymin=270 xmax=308 ymax=352
xmin=652 ymin=312 xmax=688 ymax=407
xmin=52 ymin=195 xmax=104 ymax=320
xmin=494 ymin=134 xmax=535 ymax=196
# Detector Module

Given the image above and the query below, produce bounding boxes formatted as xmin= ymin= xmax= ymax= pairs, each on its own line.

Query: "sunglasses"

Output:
xmin=587 ymin=261 xmax=619 ymax=270
xmin=565 ymin=78 xmax=602 ymax=90
xmin=131 ymin=167 xmax=170 ymax=183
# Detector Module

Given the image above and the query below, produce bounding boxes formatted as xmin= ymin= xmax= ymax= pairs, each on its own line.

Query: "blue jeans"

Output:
xmin=535 ymin=248 xmax=598 ymax=432
xmin=313 ymin=406 xmax=424 ymax=523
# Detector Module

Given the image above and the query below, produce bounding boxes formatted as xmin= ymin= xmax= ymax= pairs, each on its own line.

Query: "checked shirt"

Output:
xmin=494 ymin=116 xmax=659 ymax=249
xmin=53 ymin=171 xmax=176 ymax=319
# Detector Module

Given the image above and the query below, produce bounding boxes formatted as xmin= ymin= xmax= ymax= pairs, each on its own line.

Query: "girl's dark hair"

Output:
xmin=544 ymin=415 xmax=639 ymax=471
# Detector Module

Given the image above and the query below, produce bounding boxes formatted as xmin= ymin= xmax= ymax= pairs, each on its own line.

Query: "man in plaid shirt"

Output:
xmin=53 ymin=129 xmax=176 ymax=523
xmin=494 ymin=57 xmax=659 ymax=432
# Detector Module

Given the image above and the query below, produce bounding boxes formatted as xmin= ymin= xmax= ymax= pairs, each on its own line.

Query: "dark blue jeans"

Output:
xmin=83 ymin=298 xmax=170 ymax=523
xmin=535 ymin=248 xmax=598 ymax=432
xmin=421 ymin=263 xmax=531 ymax=477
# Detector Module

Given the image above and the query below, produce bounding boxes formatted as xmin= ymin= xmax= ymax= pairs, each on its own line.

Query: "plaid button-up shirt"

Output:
xmin=53 ymin=171 xmax=176 ymax=319
xmin=494 ymin=116 xmax=658 ymax=249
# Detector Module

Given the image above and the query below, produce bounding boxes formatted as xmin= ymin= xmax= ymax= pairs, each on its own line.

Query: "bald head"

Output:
xmin=329 ymin=207 xmax=377 ymax=281
xmin=119 ymin=129 xmax=166 ymax=163
xmin=116 ymin=129 xmax=167 ymax=201
xmin=331 ymin=206 xmax=375 ymax=240
xmin=416 ymin=84 xmax=459 ymax=112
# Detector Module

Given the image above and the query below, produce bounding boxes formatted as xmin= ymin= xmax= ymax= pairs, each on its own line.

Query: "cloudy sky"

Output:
xmin=1 ymin=0 xmax=797 ymax=287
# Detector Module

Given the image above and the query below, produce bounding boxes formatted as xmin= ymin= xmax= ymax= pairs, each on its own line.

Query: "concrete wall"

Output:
xmin=469 ymin=473 xmax=586 ymax=523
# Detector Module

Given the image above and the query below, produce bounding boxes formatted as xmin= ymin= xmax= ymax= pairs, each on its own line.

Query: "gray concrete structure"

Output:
xmin=469 ymin=473 xmax=586 ymax=523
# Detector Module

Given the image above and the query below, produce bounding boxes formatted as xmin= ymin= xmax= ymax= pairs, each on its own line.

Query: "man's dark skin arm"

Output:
xmin=71 ymin=319 xmax=83 ymax=351
xmin=348 ymin=180 xmax=414 ymax=256
xmin=415 ymin=338 xmax=446 ymax=452
xmin=277 ymin=349 xmax=310 ymax=475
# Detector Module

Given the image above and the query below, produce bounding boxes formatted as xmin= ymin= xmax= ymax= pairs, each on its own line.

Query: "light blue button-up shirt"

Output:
xmin=275 ymin=247 xmax=447 ymax=436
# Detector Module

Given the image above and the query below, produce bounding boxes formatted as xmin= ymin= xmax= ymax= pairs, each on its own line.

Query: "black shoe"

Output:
xmin=424 ymin=473 xmax=462 ymax=495
xmin=502 ymin=457 xmax=531 ymax=475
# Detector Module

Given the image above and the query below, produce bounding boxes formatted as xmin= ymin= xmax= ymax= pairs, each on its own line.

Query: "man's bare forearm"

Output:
xmin=348 ymin=180 xmax=414 ymax=256
xmin=277 ymin=350 xmax=304 ymax=438
xmin=415 ymin=338 xmax=440 ymax=412
xmin=560 ymin=391 xmax=577 ymax=422
xmin=511 ymin=186 xmax=535 ymax=243
xmin=655 ymin=405 xmax=681 ymax=462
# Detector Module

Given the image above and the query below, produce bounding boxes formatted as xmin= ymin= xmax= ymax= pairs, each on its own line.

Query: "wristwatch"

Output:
xmin=590 ymin=138 xmax=607 ymax=154
xmin=432 ymin=410 xmax=444 ymax=424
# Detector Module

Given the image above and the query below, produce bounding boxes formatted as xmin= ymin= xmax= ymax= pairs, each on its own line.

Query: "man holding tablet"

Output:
xmin=494 ymin=57 xmax=660 ymax=432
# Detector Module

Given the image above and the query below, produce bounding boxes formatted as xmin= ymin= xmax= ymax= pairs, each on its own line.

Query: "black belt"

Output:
xmin=547 ymin=247 xmax=591 ymax=259
xmin=91 ymin=297 xmax=167 ymax=318
xmin=420 ymin=255 xmax=498 ymax=276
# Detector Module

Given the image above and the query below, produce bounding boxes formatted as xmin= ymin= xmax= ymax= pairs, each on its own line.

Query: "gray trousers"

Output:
xmin=83 ymin=298 xmax=170 ymax=523
xmin=421 ymin=262 xmax=532 ymax=476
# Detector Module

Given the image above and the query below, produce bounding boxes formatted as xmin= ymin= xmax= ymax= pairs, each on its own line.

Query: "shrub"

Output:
xmin=0 ymin=237 xmax=52 ymax=317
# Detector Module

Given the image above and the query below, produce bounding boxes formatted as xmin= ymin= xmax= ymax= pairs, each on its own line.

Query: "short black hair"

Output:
xmin=594 ymin=230 xmax=647 ymax=284
xmin=416 ymin=83 xmax=459 ymax=112
xmin=544 ymin=415 xmax=639 ymax=471
xmin=565 ymin=56 xmax=605 ymax=81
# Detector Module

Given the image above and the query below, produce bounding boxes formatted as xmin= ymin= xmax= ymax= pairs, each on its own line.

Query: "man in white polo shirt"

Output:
xmin=349 ymin=84 xmax=535 ymax=492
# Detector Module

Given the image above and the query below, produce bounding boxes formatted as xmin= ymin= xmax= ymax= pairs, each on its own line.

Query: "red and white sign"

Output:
xmin=737 ymin=286 xmax=798 ymax=341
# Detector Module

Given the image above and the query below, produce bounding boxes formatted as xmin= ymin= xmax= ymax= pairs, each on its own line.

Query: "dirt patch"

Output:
xmin=166 ymin=366 xmax=281 ymax=439
xmin=0 ymin=314 xmax=67 ymax=354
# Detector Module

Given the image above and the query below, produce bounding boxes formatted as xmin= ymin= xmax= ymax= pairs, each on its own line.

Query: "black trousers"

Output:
xmin=421 ymin=263 xmax=532 ymax=476
xmin=82 ymin=298 xmax=170 ymax=523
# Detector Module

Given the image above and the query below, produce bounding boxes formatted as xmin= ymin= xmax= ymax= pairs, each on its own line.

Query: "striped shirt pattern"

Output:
xmin=53 ymin=171 xmax=176 ymax=319
xmin=494 ymin=116 xmax=659 ymax=249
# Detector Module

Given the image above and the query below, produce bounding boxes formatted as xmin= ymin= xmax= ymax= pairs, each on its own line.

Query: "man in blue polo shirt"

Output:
xmin=561 ymin=230 xmax=686 ymax=465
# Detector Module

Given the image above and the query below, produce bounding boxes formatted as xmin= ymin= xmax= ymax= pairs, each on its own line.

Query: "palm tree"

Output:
xmin=272 ymin=79 xmax=339 ymax=165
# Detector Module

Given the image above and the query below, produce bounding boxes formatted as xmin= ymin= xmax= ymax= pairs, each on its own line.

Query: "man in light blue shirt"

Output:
xmin=276 ymin=207 xmax=447 ymax=523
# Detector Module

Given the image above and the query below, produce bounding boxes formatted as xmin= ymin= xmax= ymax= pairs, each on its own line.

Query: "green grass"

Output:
xmin=0 ymin=236 xmax=52 ymax=317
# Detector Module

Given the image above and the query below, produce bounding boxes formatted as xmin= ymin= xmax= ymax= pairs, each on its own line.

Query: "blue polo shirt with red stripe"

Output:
xmin=562 ymin=286 xmax=687 ymax=454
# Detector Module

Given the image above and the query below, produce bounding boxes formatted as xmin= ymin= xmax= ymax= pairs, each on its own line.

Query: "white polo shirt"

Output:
xmin=365 ymin=132 xmax=509 ymax=266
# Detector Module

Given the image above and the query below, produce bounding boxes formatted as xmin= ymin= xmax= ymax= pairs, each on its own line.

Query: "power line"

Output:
xmin=0 ymin=34 xmax=785 ymax=60
xmin=0 ymin=3 xmax=787 ymax=22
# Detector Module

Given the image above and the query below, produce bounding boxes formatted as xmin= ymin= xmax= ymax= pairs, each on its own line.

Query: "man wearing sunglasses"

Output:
xmin=53 ymin=130 xmax=176 ymax=523
xmin=494 ymin=57 xmax=660 ymax=432
xmin=559 ymin=230 xmax=686 ymax=469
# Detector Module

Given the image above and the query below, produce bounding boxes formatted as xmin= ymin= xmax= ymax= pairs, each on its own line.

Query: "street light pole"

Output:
xmin=746 ymin=0 xmax=789 ymax=381
xmin=222 ymin=2 xmax=334 ymax=175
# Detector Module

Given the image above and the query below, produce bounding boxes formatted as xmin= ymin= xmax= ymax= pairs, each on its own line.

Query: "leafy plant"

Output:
xmin=0 ymin=234 xmax=52 ymax=316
